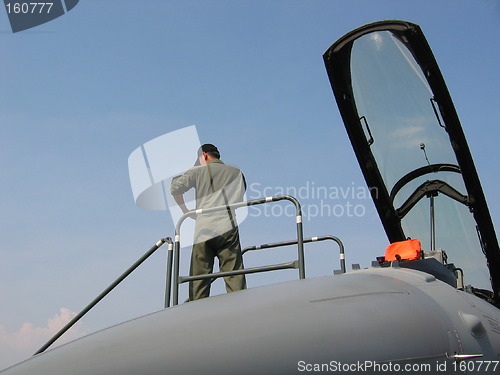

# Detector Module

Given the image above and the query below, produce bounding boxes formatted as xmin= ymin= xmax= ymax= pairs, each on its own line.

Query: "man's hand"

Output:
xmin=173 ymin=194 xmax=197 ymax=219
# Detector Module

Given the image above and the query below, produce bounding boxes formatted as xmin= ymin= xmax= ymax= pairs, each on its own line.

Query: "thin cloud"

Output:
xmin=0 ymin=308 xmax=87 ymax=370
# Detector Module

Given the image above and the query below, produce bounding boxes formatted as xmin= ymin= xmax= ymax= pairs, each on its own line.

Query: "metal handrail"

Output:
xmin=35 ymin=237 xmax=172 ymax=355
xmin=178 ymin=260 xmax=299 ymax=283
xmin=169 ymin=195 xmax=304 ymax=306
xmin=242 ymin=235 xmax=346 ymax=274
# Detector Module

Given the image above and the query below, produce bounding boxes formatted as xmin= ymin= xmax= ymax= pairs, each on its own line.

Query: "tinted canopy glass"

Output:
xmin=350 ymin=30 xmax=489 ymax=289
xmin=324 ymin=21 xmax=499 ymax=299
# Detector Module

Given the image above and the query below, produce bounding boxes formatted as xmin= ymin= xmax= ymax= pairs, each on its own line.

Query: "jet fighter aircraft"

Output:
xmin=1 ymin=20 xmax=499 ymax=375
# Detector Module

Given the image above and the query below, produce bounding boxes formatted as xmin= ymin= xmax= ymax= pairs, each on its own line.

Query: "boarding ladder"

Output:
xmin=35 ymin=195 xmax=345 ymax=354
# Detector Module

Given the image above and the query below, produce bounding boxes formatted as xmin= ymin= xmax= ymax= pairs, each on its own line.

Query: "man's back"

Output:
xmin=171 ymin=159 xmax=246 ymax=242
xmin=193 ymin=160 xmax=245 ymax=209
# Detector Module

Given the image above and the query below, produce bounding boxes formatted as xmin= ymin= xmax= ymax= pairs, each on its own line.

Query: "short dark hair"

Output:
xmin=198 ymin=144 xmax=220 ymax=159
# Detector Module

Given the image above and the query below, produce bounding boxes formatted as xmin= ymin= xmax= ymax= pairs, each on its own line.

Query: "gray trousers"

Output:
xmin=189 ymin=227 xmax=247 ymax=301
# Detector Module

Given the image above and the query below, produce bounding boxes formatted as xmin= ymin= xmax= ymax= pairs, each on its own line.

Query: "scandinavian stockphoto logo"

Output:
xmin=3 ymin=0 xmax=79 ymax=33
xmin=248 ymin=181 xmax=377 ymax=221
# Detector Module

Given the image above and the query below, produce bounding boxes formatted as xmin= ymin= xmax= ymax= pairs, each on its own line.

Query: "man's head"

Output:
xmin=195 ymin=144 xmax=220 ymax=166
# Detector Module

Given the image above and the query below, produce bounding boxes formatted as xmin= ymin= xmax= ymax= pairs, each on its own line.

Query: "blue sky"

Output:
xmin=1 ymin=0 xmax=499 ymax=369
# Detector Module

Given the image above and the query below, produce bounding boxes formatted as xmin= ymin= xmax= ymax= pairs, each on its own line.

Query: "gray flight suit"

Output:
xmin=170 ymin=159 xmax=247 ymax=300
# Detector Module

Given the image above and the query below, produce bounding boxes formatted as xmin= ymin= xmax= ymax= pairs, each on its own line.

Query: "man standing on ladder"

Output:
xmin=171 ymin=144 xmax=247 ymax=300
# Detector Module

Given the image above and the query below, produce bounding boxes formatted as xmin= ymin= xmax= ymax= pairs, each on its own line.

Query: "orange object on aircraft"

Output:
xmin=385 ymin=239 xmax=422 ymax=261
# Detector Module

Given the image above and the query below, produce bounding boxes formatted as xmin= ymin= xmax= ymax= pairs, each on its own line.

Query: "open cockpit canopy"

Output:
xmin=323 ymin=20 xmax=500 ymax=305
